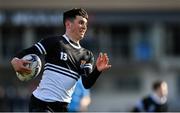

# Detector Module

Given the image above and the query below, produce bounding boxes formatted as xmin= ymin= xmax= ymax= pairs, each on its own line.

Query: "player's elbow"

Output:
xmin=82 ymin=77 xmax=94 ymax=89
xmin=82 ymin=82 xmax=92 ymax=89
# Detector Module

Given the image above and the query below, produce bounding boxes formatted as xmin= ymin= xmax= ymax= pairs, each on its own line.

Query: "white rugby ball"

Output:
xmin=16 ymin=54 xmax=42 ymax=81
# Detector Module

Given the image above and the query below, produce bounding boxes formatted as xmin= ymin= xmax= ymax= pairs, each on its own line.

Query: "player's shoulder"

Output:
xmin=39 ymin=35 xmax=64 ymax=45
xmin=81 ymin=47 xmax=93 ymax=55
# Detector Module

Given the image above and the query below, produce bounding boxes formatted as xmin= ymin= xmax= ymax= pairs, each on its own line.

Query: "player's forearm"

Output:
xmin=81 ymin=66 xmax=101 ymax=89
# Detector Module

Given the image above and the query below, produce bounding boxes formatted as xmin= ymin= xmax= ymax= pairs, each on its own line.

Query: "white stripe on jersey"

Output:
xmin=35 ymin=44 xmax=43 ymax=54
xmin=45 ymin=63 xmax=79 ymax=75
xmin=44 ymin=64 xmax=79 ymax=80
xmin=38 ymin=42 xmax=47 ymax=54
xmin=84 ymin=63 xmax=93 ymax=70
xmin=35 ymin=42 xmax=47 ymax=55
xmin=33 ymin=70 xmax=77 ymax=103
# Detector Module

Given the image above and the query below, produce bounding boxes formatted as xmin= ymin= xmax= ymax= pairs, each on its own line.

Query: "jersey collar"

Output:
xmin=63 ymin=34 xmax=81 ymax=49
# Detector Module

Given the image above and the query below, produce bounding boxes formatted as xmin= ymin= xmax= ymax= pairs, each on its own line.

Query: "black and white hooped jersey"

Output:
xmin=15 ymin=34 xmax=101 ymax=103
xmin=35 ymin=34 xmax=94 ymax=80
xmin=132 ymin=94 xmax=168 ymax=112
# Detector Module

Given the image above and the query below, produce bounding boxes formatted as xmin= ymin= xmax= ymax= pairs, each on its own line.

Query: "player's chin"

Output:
xmin=79 ymin=34 xmax=85 ymax=39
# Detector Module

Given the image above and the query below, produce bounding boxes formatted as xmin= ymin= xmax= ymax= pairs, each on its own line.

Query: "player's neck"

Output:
xmin=65 ymin=33 xmax=80 ymax=44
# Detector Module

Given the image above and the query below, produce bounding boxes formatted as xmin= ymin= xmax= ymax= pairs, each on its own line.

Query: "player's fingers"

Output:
xmin=16 ymin=69 xmax=31 ymax=74
xmin=98 ymin=52 xmax=103 ymax=61
xmin=103 ymin=53 xmax=108 ymax=59
xmin=20 ymin=67 xmax=32 ymax=73
xmin=100 ymin=52 xmax=103 ymax=56
xmin=102 ymin=53 xmax=109 ymax=63
xmin=105 ymin=57 xmax=110 ymax=64
xmin=106 ymin=64 xmax=112 ymax=69
xmin=22 ymin=60 xmax=31 ymax=64
xmin=19 ymin=61 xmax=32 ymax=72
xmin=21 ymin=66 xmax=31 ymax=70
xmin=104 ymin=53 xmax=107 ymax=57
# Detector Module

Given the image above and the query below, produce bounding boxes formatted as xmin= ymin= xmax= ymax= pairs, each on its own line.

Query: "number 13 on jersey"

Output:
xmin=60 ymin=52 xmax=68 ymax=61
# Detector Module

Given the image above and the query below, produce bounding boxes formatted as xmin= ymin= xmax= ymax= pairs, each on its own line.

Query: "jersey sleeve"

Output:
xmin=80 ymin=51 xmax=94 ymax=76
xmin=79 ymin=78 xmax=90 ymax=97
xmin=34 ymin=37 xmax=57 ymax=55
xmin=81 ymin=51 xmax=102 ymax=89
xmin=15 ymin=36 xmax=57 ymax=58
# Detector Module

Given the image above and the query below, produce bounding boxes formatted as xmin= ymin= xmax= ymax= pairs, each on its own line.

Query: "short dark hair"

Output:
xmin=152 ymin=80 xmax=164 ymax=91
xmin=63 ymin=8 xmax=88 ymax=26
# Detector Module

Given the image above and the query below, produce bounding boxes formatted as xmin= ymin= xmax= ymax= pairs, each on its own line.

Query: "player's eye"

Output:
xmin=79 ymin=20 xmax=84 ymax=25
xmin=79 ymin=20 xmax=87 ymax=26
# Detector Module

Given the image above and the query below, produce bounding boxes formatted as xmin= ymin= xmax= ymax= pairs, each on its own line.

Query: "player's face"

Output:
xmin=70 ymin=16 xmax=88 ymax=40
xmin=159 ymin=82 xmax=168 ymax=97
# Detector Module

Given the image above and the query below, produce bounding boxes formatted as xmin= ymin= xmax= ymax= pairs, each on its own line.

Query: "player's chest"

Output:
xmin=56 ymin=43 xmax=89 ymax=64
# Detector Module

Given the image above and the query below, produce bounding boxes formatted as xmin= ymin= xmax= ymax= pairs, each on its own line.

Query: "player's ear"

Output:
xmin=65 ymin=20 xmax=72 ymax=29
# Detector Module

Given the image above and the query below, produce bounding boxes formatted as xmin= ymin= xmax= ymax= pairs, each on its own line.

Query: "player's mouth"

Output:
xmin=79 ymin=30 xmax=85 ymax=35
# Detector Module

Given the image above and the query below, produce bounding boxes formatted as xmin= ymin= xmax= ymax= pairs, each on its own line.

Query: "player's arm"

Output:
xmin=11 ymin=46 xmax=42 ymax=74
xmin=11 ymin=57 xmax=32 ymax=74
xmin=82 ymin=52 xmax=111 ymax=89
xmin=11 ymin=37 xmax=55 ymax=74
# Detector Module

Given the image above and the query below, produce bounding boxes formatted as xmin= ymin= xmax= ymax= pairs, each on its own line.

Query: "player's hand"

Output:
xmin=11 ymin=57 xmax=32 ymax=74
xmin=96 ymin=53 xmax=111 ymax=72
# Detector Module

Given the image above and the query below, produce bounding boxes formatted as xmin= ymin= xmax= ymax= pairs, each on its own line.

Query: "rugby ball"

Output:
xmin=16 ymin=54 xmax=42 ymax=81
